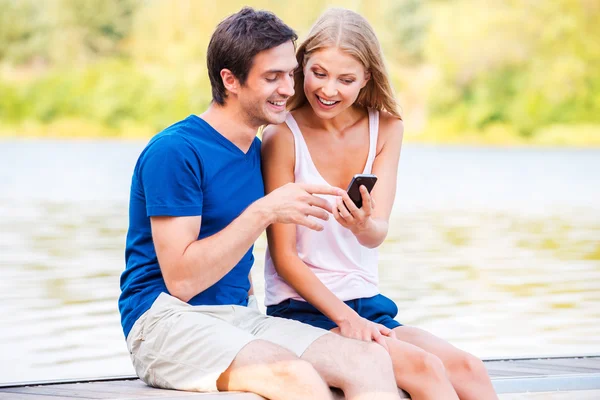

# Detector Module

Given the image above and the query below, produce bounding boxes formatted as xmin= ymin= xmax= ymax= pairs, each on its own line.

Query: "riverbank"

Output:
xmin=2 ymin=119 xmax=600 ymax=147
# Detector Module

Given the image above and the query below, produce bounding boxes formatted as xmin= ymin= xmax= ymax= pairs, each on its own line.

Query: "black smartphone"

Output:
xmin=345 ymin=174 xmax=377 ymax=209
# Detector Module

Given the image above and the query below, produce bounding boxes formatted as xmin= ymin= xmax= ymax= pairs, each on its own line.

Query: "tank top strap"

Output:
xmin=364 ymin=109 xmax=380 ymax=174
xmin=285 ymin=112 xmax=314 ymax=177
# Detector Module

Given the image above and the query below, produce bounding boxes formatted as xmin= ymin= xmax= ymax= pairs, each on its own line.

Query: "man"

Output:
xmin=119 ymin=7 xmax=402 ymax=400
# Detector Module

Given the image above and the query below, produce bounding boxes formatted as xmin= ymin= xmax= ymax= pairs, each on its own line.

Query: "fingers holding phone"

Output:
xmin=334 ymin=189 xmax=372 ymax=229
xmin=346 ymin=174 xmax=377 ymax=208
xmin=357 ymin=185 xmax=375 ymax=215
xmin=334 ymin=196 xmax=356 ymax=225
xmin=334 ymin=174 xmax=377 ymax=232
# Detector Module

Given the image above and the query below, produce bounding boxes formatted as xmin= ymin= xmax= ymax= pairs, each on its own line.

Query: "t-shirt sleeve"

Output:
xmin=138 ymin=135 xmax=204 ymax=217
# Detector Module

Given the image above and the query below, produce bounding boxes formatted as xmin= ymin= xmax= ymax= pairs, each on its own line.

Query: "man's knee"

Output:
xmin=335 ymin=339 xmax=394 ymax=380
xmin=218 ymin=339 xmax=323 ymax=391
xmin=353 ymin=340 xmax=392 ymax=366
xmin=271 ymin=358 xmax=323 ymax=385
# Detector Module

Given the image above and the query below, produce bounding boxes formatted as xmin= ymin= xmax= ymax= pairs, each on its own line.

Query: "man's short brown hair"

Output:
xmin=207 ymin=7 xmax=297 ymax=105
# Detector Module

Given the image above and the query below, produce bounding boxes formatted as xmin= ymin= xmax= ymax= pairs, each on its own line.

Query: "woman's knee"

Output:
xmin=397 ymin=348 xmax=447 ymax=381
xmin=449 ymin=352 xmax=490 ymax=382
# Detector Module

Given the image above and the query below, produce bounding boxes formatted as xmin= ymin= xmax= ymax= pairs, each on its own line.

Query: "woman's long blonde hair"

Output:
xmin=288 ymin=8 xmax=402 ymax=120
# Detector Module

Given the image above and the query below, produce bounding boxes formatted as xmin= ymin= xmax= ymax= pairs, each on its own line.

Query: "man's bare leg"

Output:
xmin=217 ymin=339 xmax=333 ymax=400
xmin=301 ymin=333 xmax=402 ymax=400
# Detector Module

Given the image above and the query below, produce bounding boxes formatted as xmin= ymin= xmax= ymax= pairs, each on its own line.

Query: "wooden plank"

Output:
xmin=0 ymin=382 xmax=264 ymax=399
xmin=1 ymin=356 xmax=598 ymax=398
xmin=42 ymin=381 xmax=186 ymax=397
xmin=505 ymin=359 xmax=600 ymax=372
xmin=486 ymin=370 xmax=533 ymax=378
xmin=484 ymin=356 xmax=600 ymax=378
xmin=487 ymin=368 xmax=547 ymax=377
xmin=117 ymin=394 xmax=265 ymax=400
xmin=493 ymin=373 xmax=600 ymax=394
xmin=0 ymin=386 xmax=113 ymax=399
xmin=0 ymin=394 xmax=61 ymax=400
xmin=0 ymin=386 xmax=264 ymax=400
xmin=0 ymin=377 xmax=140 ymax=390
xmin=518 ymin=358 xmax=600 ymax=371
xmin=499 ymin=390 xmax=600 ymax=400
xmin=0 ymin=383 xmax=405 ymax=399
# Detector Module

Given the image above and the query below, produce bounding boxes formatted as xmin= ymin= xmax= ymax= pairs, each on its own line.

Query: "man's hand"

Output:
xmin=255 ymin=183 xmax=344 ymax=231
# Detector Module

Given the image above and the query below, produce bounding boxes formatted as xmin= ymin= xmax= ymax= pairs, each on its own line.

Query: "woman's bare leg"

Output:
xmin=393 ymin=326 xmax=498 ymax=400
xmin=331 ymin=327 xmax=459 ymax=400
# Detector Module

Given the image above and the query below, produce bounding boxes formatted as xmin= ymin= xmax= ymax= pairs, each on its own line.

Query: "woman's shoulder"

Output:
xmin=377 ymin=110 xmax=404 ymax=137
xmin=374 ymin=110 xmax=404 ymax=153
xmin=376 ymin=109 xmax=403 ymax=132
xmin=262 ymin=120 xmax=294 ymax=147
xmin=261 ymin=119 xmax=297 ymax=166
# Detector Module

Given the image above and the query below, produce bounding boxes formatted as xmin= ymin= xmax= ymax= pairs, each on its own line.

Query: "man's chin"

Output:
xmin=264 ymin=109 xmax=288 ymax=125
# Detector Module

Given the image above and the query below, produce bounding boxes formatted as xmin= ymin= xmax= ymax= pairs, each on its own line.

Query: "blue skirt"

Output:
xmin=267 ymin=293 xmax=402 ymax=331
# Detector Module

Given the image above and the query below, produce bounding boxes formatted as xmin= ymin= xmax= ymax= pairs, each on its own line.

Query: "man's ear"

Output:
xmin=220 ymin=69 xmax=240 ymax=95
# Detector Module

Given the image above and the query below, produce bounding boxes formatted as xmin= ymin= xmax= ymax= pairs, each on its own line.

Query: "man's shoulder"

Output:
xmin=143 ymin=116 xmax=210 ymax=156
xmin=150 ymin=116 xmax=201 ymax=144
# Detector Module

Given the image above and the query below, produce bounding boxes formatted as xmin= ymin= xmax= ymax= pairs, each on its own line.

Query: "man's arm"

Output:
xmin=152 ymin=183 xmax=344 ymax=303
xmin=151 ymin=203 xmax=270 ymax=302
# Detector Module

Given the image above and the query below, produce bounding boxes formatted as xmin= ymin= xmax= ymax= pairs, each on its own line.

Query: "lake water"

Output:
xmin=0 ymin=140 xmax=599 ymax=384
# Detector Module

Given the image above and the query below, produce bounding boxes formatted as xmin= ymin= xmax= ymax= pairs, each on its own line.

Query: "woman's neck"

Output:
xmin=300 ymin=104 xmax=366 ymax=136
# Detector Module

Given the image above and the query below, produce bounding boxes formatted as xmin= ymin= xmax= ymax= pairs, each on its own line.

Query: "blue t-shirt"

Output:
xmin=119 ymin=115 xmax=264 ymax=338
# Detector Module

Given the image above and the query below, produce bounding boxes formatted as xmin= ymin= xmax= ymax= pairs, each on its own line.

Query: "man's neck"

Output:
xmin=199 ymin=103 xmax=258 ymax=153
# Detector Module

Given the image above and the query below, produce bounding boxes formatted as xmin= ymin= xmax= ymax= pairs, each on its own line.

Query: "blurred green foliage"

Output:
xmin=426 ymin=0 xmax=600 ymax=142
xmin=0 ymin=0 xmax=599 ymax=144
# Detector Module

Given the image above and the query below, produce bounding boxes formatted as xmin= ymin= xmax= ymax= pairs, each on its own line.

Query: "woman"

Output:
xmin=261 ymin=8 xmax=497 ymax=400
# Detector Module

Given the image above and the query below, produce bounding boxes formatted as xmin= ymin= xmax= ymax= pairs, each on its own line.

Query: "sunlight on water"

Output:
xmin=0 ymin=140 xmax=598 ymax=384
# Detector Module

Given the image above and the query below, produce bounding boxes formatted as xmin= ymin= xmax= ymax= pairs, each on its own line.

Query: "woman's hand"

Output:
xmin=333 ymin=185 xmax=376 ymax=235
xmin=336 ymin=312 xmax=396 ymax=351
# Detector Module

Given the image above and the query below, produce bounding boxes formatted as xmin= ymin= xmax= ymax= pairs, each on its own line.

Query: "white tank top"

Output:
xmin=264 ymin=109 xmax=381 ymax=306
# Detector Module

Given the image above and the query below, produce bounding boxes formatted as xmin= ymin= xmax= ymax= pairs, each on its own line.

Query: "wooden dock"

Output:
xmin=1 ymin=355 xmax=599 ymax=399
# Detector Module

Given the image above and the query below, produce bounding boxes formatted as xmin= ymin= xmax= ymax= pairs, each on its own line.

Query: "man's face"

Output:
xmin=237 ymin=41 xmax=297 ymax=127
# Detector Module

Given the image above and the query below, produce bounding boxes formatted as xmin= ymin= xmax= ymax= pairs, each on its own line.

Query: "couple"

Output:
xmin=119 ymin=7 xmax=497 ymax=400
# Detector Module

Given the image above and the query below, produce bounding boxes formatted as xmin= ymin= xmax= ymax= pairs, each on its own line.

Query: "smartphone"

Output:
xmin=345 ymin=174 xmax=377 ymax=209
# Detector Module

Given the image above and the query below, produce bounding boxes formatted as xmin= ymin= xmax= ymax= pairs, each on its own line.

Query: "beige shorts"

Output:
xmin=126 ymin=292 xmax=328 ymax=392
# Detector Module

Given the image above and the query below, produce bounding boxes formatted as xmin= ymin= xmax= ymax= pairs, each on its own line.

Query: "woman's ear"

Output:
xmin=220 ymin=68 xmax=239 ymax=95
xmin=361 ymin=70 xmax=371 ymax=89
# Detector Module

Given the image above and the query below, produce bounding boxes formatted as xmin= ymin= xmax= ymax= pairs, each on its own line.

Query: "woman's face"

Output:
xmin=303 ymin=47 xmax=370 ymax=119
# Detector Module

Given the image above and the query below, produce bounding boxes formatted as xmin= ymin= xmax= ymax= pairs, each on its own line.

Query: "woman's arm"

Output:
xmin=262 ymin=124 xmax=392 ymax=348
xmin=262 ymin=124 xmax=349 ymax=320
xmin=333 ymin=116 xmax=404 ymax=248
xmin=248 ymin=272 xmax=254 ymax=296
